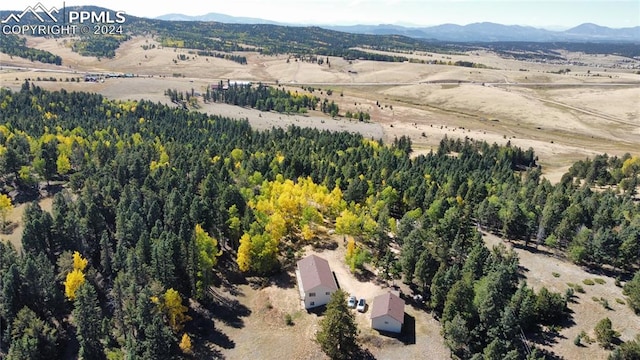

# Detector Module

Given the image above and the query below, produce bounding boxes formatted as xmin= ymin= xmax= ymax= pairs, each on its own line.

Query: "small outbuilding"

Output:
xmin=370 ymin=292 xmax=405 ymax=333
xmin=295 ymin=254 xmax=338 ymax=309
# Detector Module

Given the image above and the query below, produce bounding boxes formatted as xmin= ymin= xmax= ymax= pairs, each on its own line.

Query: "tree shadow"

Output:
xmin=312 ymin=238 xmax=338 ymax=251
xmin=517 ymin=264 xmax=529 ymax=281
xmin=558 ymin=308 xmax=577 ymax=329
xmin=208 ymin=289 xmax=251 ymax=329
xmin=1 ymin=222 xmax=19 ymax=235
xmin=528 ymin=328 xmax=567 ymax=347
xmin=193 ymin=346 xmax=225 ymax=360
xmin=353 ymin=267 xmax=376 ymax=283
xmin=188 ymin=303 xmax=236 ymax=353
xmin=353 ymin=346 xmax=377 ymax=360
xmin=511 ymin=240 xmax=555 ymax=257
xmin=583 ymin=265 xmax=629 ymax=281
xmin=533 ymin=347 xmax=564 ymax=360
xmin=268 ymin=270 xmax=295 ymax=289
xmin=208 ymin=327 xmax=236 ymax=350
xmin=306 ymin=304 xmax=328 ymax=316
xmin=9 ymin=186 xmax=40 ymax=205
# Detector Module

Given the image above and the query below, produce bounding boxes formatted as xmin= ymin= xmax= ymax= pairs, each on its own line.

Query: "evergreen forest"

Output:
xmin=0 ymin=82 xmax=638 ymax=359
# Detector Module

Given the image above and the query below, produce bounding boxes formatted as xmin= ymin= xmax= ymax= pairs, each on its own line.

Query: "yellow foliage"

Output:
xmin=64 ymin=269 xmax=85 ymax=300
xmin=179 ymin=333 xmax=193 ymax=354
xmin=150 ymin=149 xmax=170 ymax=171
xmin=237 ymin=233 xmax=252 ymax=272
xmin=345 ymin=237 xmax=355 ymax=260
xmin=622 ymin=156 xmax=640 ymax=176
xmin=335 ymin=209 xmax=360 ymax=235
xmin=161 ymin=288 xmax=191 ymax=333
xmin=43 ymin=111 xmax=57 ymax=120
xmin=56 ymin=154 xmax=71 ymax=175
xmin=0 ymin=194 xmax=13 ymax=225
xmin=195 ymin=224 xmax=221 ymax=269
xmin=301 ymin=224 xmax=314 ymax=241
xmin=266 ymin=212 xmax=287 ymax=240
xmin=131 ymin=133 xmax=143 ymax=146
xmin=230 ymin=148 xmax=244 ymax=162
xmin=362 ymin=139 xmax=380 ymax=151
xmin=72 ymin=251 xmax=88 ymax=271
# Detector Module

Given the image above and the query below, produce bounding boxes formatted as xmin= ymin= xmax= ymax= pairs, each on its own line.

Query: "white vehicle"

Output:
xmin=356 ymin=298 xmax=366 ymax=312
xmin=347 ymin=295 xmax=357 ymax=308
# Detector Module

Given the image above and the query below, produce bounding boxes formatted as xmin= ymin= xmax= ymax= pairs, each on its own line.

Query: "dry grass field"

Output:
xmin=2 ymin=35 xmax=640 ymax=359
xmin=3 ymin=35 xmax=638 ymax=180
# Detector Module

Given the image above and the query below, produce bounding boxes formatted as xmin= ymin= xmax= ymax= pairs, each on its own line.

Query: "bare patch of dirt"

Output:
xmin=1 ymin=195 xmax=54 ymax=252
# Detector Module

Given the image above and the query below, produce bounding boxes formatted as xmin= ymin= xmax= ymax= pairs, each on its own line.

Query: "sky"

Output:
xmin=4 ymin=0 xmax=640 ymax=29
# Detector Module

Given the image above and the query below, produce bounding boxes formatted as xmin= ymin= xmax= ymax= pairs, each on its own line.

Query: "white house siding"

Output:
xmin=372 ymin=315 xmax=402 ymax=333
xmin=303 ymin=285 xmax=334 ymax=309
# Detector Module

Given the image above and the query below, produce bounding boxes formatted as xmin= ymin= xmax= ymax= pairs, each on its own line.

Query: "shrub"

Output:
xmin=567 ymin=282 xmax=585 ymax=293
xmin=580 ymin=330 xmax=593 ymax=344
xmin=565 ymin=287 xmax=575 ymax=300
xmin=594 ymin=278 xmax=606 ymax=285
xmin=583 ymin=279 xmax=595 ymax=286
xmin=615 ymin=298 xmax=625 ymax=305
xmin=552 ymin=272 xmax=561 ymax=278
xmin=594 ymin=317 xmax=618 ymax=349
xmin=574 ymin=334 xmax=582 ymax=346
xmin=285 ymin=313 xmax=294 ymax=326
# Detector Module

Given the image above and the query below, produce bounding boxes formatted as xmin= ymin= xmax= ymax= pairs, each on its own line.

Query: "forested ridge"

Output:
xmin=167 ymin=83 xmax=340 ymax=116
xmin=0 ymin=34 xmax=62 ymax=65
xmin=0 ymin=83 xmax=638 ymax=359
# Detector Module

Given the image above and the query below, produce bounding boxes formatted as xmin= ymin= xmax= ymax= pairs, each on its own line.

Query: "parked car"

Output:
xmin=347 ymin=295 xmax=357 ymax=308
xmin=356 ymin=298 xmax=366 ymax=312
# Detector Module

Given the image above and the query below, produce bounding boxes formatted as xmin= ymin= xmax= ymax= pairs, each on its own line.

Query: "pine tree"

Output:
xmin=624 ymin=270 xmax=640 ymax=314
xmin=7 ymin=307 xmax=58 ymax=360
xmin=73 ymin=282 xmax=105 ymax=360
xmin=315 ymin=290 xmax=359 ymax=360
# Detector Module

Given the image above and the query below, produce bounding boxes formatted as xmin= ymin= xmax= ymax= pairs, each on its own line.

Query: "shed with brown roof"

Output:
xmin=370 ymin=292 xmax=405 ymax=333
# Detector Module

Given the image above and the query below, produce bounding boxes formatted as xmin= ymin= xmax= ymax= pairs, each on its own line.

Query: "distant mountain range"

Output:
xmin=155 ymin=13 xmax=640 ymax=42
xmin=155 ymin=12 xmax=280 ymax=25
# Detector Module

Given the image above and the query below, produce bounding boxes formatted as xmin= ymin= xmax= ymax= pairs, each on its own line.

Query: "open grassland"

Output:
xmin=2 ymin=36 xmax=638 ymax=182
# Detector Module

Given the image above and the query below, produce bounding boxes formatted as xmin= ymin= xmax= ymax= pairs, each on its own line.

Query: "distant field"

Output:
xmin=1 ymin=35 xmax=639 ymax=181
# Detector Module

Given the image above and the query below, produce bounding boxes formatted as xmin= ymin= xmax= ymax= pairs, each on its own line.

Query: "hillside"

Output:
xmin=151 ymin=11 xmax=640 ymax=42
xmin=0 ymin=7 xmax=639 ymax=359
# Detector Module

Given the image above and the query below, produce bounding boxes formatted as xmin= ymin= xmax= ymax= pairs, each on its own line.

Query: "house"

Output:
xmin=370 ymin=292 xmax=405 ymax=333
xmin=295 ymin=255 xmax=338 ymax=309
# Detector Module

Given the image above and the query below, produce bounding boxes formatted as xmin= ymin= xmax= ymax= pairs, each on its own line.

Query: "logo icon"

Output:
xmin=1 ymin=2 xmax=59 ymax=24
